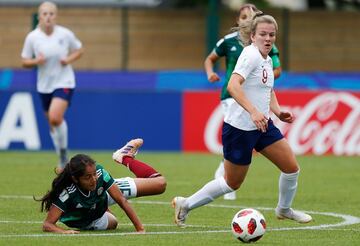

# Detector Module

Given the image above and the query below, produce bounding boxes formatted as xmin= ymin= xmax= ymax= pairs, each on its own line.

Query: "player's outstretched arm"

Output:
xmin=108 ymin=184 xmax=145 ymax=233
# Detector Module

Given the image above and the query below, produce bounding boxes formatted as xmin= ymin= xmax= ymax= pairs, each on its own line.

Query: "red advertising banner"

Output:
xmin=183 ymin=90 xmax=360 ymax=155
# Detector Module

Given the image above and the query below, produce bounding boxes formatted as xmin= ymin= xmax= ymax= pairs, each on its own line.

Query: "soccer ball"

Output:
xmin=231 ymin=208 xmax=266 ymax=243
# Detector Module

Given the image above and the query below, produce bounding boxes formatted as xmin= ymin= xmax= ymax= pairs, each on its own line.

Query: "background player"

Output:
xmin=21 ymin=1 xmax=84 ymax=172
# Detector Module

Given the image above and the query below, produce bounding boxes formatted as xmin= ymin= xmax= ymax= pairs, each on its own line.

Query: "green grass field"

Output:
xmin=0 ymin=151 xmax=359 ymax=245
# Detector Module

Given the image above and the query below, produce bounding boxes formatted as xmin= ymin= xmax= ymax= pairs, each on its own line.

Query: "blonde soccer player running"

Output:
xmin=204 ymin=3 xmax=282 ymax=200
xmin=173 ymin=13 xmax=312 ymax=227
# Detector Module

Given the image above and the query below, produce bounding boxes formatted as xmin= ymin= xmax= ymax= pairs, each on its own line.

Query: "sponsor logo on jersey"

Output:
xmin=231 ymin=46 xmax=237 ymax=51
xmin=102 ymin=169 xmax=112 ymax=182
xmin=97 ymin=187 xmax=104 ymax=196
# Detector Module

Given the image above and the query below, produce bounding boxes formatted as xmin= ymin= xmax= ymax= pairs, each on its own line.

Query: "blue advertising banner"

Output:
xmin=0 ymin=91 xmax=182 ymax=151
xmin=1 ymin=69 xmax=359 ymax=152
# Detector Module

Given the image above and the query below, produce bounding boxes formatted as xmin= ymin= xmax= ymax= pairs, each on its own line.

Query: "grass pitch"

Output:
xmin=0 ymin=151 xmax=359 ymax=245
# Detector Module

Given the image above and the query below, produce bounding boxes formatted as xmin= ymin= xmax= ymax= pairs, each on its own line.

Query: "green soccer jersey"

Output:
xmin=53 ymin=164 xmax=115 ymax=229
xmin=214 ymin=32 xmax=281 ymax=100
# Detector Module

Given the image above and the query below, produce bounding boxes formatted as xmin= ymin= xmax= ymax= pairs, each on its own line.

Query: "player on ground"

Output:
xmin=21 ymin=1 xmax=84 ymax=172
xmin=36 ymin=138 xmax=166 ymax=233
xmin=204 ymin=3 xmax=281 ymax=200
xmin=173 ymin=13 xmax=312 ymax=227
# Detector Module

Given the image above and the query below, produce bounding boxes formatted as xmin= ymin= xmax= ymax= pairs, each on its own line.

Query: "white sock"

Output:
xmin=185 ymin=177 xmax=234 ymax=210
xmin=214 ymin=160 xmax=225 ymax=179
xmin=49 ymin=129 xmax=59 ymax=154
xmin=49 ymin=120 xmax=68 ymax=166
xmin=57 ymin=120 xmax=68 ymax=149
xmin=277 ymin=170 xmax=299 ymax=210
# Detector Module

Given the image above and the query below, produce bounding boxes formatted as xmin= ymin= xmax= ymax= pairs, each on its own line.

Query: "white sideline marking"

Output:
xmin=1 ymin=195 xmax=360 ymax=238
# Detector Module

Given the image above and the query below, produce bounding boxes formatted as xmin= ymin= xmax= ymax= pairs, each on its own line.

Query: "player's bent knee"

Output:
xmin=225 ymin=180 xmax=241 ymax=190
xmin=229 ymin=183 xmax=241 ymax=190
xmin=106 ymin=213 xmax=118 ymax=230
xmin=155 ymin=176 xmax=167 ymax=194
xmin=224 ymin=174 xmax=244 ymax=190
xmin=282 ymin=164 xmax=300 ymax=174
xmin=48 ymin=116 xmax=63 ymax=127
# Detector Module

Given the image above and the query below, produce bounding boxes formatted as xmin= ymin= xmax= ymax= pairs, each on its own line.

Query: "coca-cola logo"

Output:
xmin=204 ymin=92 xmax=360 ymax=156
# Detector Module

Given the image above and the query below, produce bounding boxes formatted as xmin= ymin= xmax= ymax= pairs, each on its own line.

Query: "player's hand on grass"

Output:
xmin=63 ymin=230 xmax=80 ymax=234
xmin=135 ymin=225 xmax=145 ymax=234
xmin=136 ymin=229 xmax=146 ymax=234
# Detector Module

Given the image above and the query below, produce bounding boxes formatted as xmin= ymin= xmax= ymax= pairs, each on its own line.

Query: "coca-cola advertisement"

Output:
xmin=183 ymin=90 xmax=360 ymax=156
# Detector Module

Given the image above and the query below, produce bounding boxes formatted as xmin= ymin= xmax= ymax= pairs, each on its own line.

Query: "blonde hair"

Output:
xmin=38 ymin=1 xmax=58 ymax=15
xmin=238 ymin=13 xmax=278 ymax=46
xmin=230 ymin=4 xmax=258 ymax=32
xmin=238 ymin=3 xmax=258 ymax=19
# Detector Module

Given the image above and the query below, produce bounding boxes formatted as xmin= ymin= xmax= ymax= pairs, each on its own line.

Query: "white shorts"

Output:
xmin=83 ymin=211 xmax=110 ymax=230
xmin=84 ymin=178 xmax=137 ymax=231
xmin=107 ymin=177 xmax=137 ymax=206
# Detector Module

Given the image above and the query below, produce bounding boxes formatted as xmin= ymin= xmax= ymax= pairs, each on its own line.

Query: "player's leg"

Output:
xmin=105 ymin=212 xmax=118 ymax=229
xmin=187 ymin=161 xmax=245 ymax=208
xmin=113 ymin=138 xmax=163 ymax=178
xmin=83 ymin=211 xmax=118 ymax=230
xmin=172 ymin=162 xmax=248 ymax=227
xmin=39 ymin=90 xmax=71 ymax=173
xmin=111 ymin=138 xmax=166 ymax=197
xmin=114 ymin=159 xmax=166 ymax=196
xmin=215 ymin=160 xmax=237 ymax=200
xmin=258 ymin=121 xmax=312 ymax=223
xmin=216 ymin=99 xmax=237 ymax=200
xmin=121 ymin=156 xmax=161 ymax=178
xmin=108 ymin=175 xmax=166 ymax=207
xmin=133 ymin=176 xmax=166 ymax=197
xmin=110 ymin=166 xmax=166 ymax=198
xmin=48 ymin=97 xmax=69 ymax=170
xmin=172 ymin=122 xmax=254 ymax=227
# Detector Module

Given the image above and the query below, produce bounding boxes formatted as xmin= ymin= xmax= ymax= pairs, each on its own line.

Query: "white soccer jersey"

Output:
xmin=21 ymin=25 xmax=82 ymax=93
xmin=224 ymin=43 xmax=274 ymax=130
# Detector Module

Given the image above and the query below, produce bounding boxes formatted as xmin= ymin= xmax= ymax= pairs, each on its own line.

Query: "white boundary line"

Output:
xmin=1 ymin=195 xmax=359 ymax=238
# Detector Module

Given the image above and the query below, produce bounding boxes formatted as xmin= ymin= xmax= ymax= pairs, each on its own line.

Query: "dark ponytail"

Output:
xmin=35 ymin=154 xmax=96 ymax=212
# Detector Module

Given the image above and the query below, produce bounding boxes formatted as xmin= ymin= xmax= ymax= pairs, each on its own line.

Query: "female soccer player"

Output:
xmin=173 ymin=14 xmax=312 ymax=227
xmin=204 ymin=3 xmax=281 ymax=200
xmin=37 ymin=139 xmax=166 ymax=233
xmin=21 ymin=1 xmax=84 ymax=172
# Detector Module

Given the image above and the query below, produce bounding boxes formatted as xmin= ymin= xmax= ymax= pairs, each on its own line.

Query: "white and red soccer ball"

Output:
xmin=231 ymin=208 xmax=266 ymax=243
